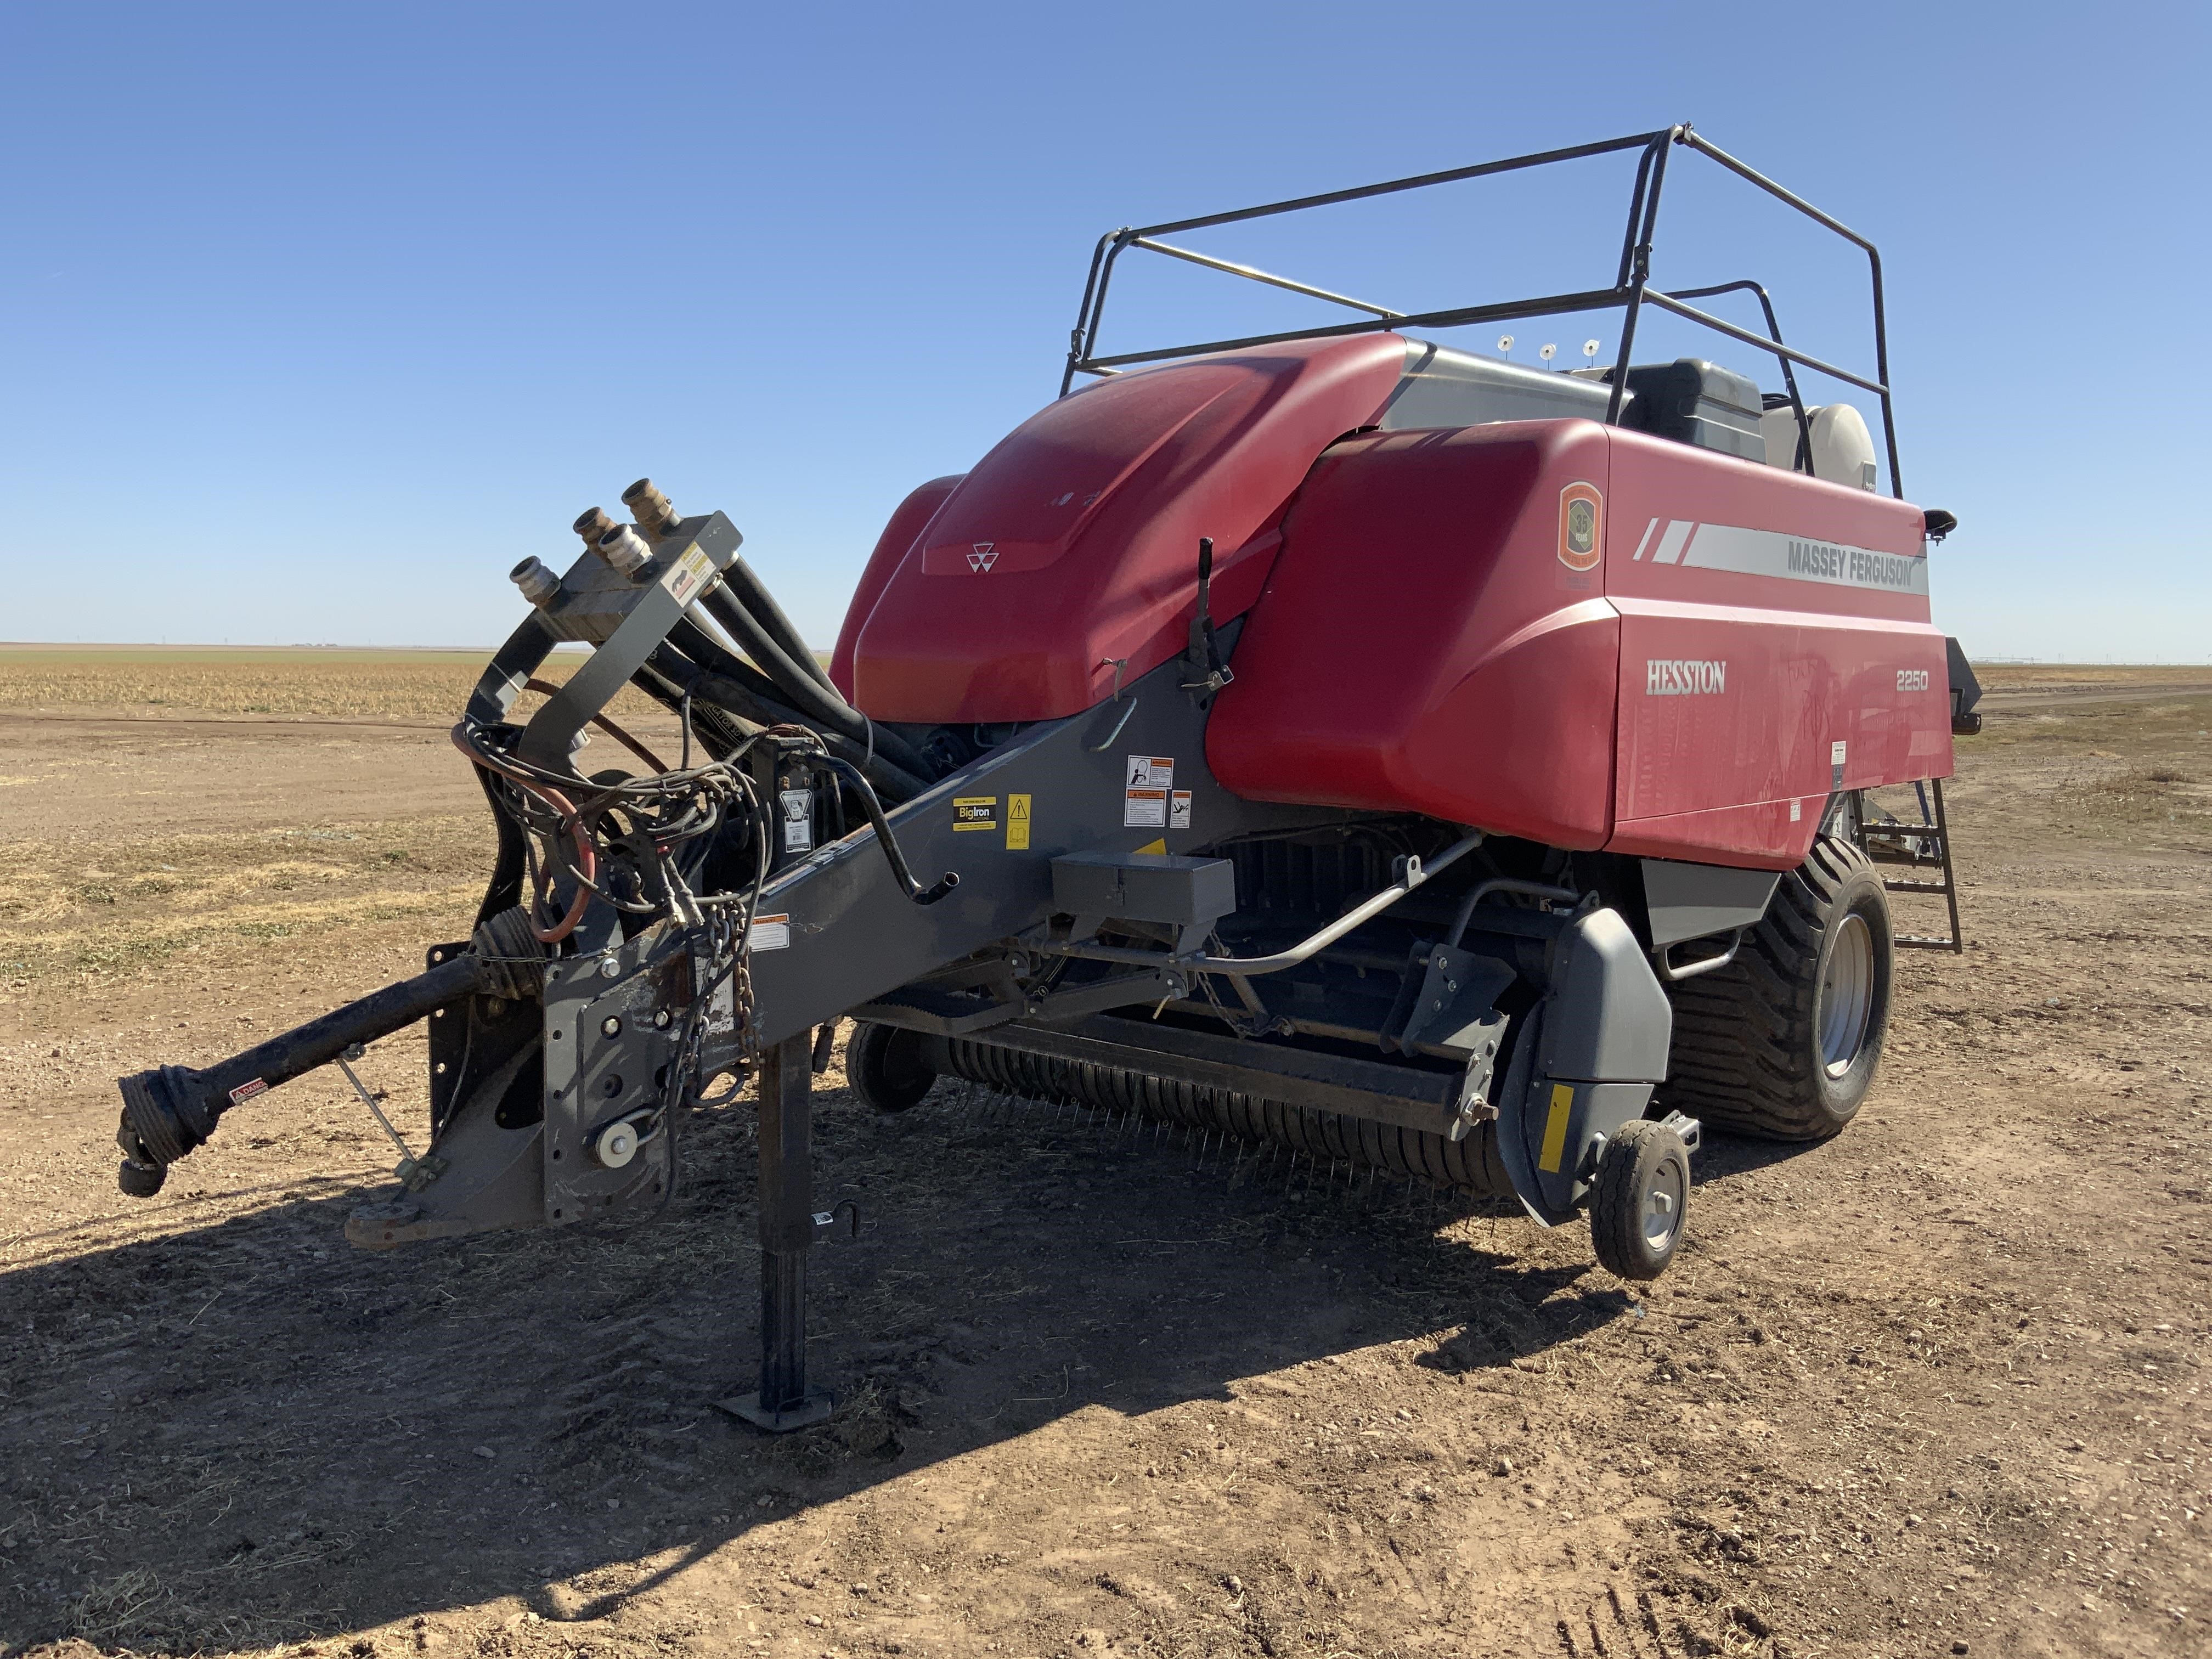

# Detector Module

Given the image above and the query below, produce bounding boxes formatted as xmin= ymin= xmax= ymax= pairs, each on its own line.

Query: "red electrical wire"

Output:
xmin=449 ymin=726 xmax=597 ymax=943
xmin=520 ymin=678 xmax=671 ymax=772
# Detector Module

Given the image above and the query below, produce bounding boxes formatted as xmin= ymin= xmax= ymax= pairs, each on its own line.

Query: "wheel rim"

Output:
xmin=1818 ymin=911 xmax=1875 ymax=1079
xmin=1642 ymin=1157 xmax=1685 ymax=1252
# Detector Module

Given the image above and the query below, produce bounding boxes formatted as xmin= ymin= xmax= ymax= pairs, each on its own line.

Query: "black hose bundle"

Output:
xmin=691 ymin=587 xmax=934 ymax=781
xmin=645 ymin=636 xmax=930 ymax=803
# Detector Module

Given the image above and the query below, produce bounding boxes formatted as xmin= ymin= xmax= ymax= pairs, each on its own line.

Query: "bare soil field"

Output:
xmin=2 ymin=653 xmax=2208 ymax=1659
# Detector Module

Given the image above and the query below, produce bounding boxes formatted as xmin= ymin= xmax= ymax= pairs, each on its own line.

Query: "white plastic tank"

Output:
xmin=1758 ymin=402 xmax=1879 ymax=490
xmin=1808 ymin=403 xmax=1878 ymax=490
xmin=1759 ymin=405 xmax=1806 ymax=471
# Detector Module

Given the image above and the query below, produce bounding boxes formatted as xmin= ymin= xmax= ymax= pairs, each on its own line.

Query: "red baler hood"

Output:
xmin=845 ymin=334 xmax=1408 ymax=724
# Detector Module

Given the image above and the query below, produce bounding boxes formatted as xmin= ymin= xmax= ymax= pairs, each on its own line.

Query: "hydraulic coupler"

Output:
xmin=114 ymin=909 xmax=544 ymax=1195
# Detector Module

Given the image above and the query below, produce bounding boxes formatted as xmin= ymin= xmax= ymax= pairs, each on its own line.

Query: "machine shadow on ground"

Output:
xmin=0 ymin=1068 xmax=1770 ymax=1654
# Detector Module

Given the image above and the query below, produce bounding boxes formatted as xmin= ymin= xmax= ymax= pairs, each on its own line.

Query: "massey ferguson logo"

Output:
xmin=967 ymin=543 xmax=997 ymax=572
xmin=1646 ymin=658 xmax=1728 ymax=696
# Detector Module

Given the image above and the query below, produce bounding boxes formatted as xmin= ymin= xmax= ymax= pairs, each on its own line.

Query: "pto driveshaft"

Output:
xmin=114 ymin=911 xmax=543 ymax=1195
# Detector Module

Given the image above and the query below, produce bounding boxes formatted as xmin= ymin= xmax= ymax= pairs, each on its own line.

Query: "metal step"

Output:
xmin=1859 ymin=776 xmax=1962 ymax=954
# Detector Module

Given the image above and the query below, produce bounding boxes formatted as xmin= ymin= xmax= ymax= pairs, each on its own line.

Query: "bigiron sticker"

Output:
xmin=1558 ymin=482 xmax=1603 ymax=571
xmin=1645 ymin=658 xmax=1728 ymax=696
xmin=953 ymin=796 xmax=998 ymax=832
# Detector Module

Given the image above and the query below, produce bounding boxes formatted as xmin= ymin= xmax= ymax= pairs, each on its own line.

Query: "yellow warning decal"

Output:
xmin=662 ymin=541 xmax=716 ymax=606
xmin=1132 ymin=838 xmax=1166 ymax=856
xmin=952 ymin=796 xmax=998 ymax=832
xmin=1006 ymin=793 xmax=1031 ymax=850
xmin=1538 ymin=1082 xmax=1575 ymax=1173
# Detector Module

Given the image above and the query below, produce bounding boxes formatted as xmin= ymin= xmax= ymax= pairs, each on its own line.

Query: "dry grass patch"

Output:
xmin=0 ymin=816 xmax=493 ymax=985
xmin=0 ymin=646 xmax=664 ymax=722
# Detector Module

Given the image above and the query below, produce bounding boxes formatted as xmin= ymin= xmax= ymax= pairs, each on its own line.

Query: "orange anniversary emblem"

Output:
xmin=1557 ymin=481 xmax=1603 ymax=571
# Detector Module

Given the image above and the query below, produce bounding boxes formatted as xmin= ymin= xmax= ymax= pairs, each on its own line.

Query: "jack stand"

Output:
xmin=717 ymin=1032 xmax=835 ymax=1432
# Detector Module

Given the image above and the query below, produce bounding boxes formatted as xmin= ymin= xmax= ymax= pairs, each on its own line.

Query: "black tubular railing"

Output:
xmin=1058 ymin=123 xmax=1905 ymax=499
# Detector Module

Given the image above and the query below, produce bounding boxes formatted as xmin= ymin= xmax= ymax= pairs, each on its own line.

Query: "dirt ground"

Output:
xmin=1 ymin=656 xmax=2208 ymax=1659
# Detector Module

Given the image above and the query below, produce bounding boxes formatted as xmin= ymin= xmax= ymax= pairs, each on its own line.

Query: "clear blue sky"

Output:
xmin=3 ymin=2 xmax=2204 ymax=661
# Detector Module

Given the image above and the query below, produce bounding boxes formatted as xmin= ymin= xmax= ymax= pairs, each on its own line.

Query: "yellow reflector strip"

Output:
xmin=1538 ymin=1082 xmax=1575 ymax=1173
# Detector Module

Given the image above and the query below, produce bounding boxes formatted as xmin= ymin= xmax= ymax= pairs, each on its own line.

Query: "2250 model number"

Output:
xmin=1897 ymin=668 xmax=1931 ymax=692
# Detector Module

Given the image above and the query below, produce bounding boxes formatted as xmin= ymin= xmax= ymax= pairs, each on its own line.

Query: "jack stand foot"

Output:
xmin=715 ymin=1388 xmax=836 ymax=1434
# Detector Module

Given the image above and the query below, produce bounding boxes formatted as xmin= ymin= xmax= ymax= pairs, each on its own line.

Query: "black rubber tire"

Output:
xmin=1658 ymin=835 xmax=1893 ymax=1141
xmin=1588 ymin=1118 xmax=1690 ymax=1280
xmin=846 ymin=1021 xmax=938 ymax=1113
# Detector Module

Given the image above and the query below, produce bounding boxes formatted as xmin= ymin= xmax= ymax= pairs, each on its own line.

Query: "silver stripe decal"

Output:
xmin=1651 ymin=520 xmax=1695 ymax=565
xmin=1679 ymin=523 xmax=1928 ymax=595
xmin=1631 ymin=517 xmax=1660 ymax=561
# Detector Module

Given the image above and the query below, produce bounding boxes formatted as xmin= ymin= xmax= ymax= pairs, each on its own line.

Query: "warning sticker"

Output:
xmin=228 ymin=1077 xmax=269 ymax=1108
xmin=1007 ymin=793 xmax=1031 ymax=850
xmin=1830 ymin=739 xmax=1848 ymax=789
xmin=662 ymin=540 xmax=716 ymax=607
xmin=749 ymin=913 xmax=791 ymax=951
xmin=1124 ymin=788 xmax=1167 ymax=828
xmin=1126 ymin=755 xmax=1173 ymax=789
xmin=953 ymin=796 xmax=998 ymax=832
xmin=779 ymin=788 xmax=813 ymax=853
xmin=1169 ymin=790 xmax=1192 ymax=830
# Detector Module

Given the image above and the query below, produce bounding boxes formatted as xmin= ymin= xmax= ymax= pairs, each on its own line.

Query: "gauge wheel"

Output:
xmin=1589 ymin=1118 xmax=1691 ymax=1280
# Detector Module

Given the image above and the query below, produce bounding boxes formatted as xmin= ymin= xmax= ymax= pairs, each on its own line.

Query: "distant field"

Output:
xmin=4 ymin=644 xmax=2206 ymax=720
xmin=1976 ymin=662 xmax=2212 ymax=692
xmin=0 ymin=644 xmax=649 ymax=721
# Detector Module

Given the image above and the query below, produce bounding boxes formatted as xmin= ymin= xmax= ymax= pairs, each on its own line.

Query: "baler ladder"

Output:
xmin=1864 ymin=777 xmax=1962 ymax=953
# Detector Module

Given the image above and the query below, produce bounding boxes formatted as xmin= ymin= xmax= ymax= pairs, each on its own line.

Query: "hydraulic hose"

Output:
xmin=668 ymin=617 xmax=795 ymax=714
xmin=447 ymin=727 xmax=597 ymax=943
xmin=717 ymin=556 xmax=841 ymax=699
xmin=631 ymin=658 xmax=760 ymax=759
xmin=817 ymin=757 xmax=957 ymax=904
xmin=650 ymin=640 xmax=930 ymax=802
xmin=696 ymin=589 xmax=846 ymax=723
xmin=692 ymin=588 xmax=933 ymax=779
